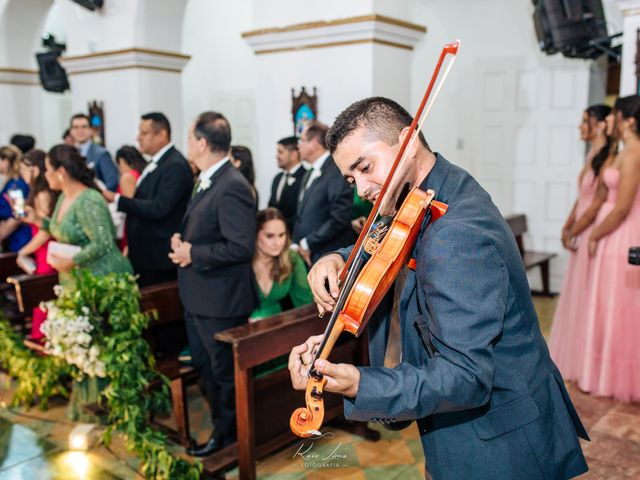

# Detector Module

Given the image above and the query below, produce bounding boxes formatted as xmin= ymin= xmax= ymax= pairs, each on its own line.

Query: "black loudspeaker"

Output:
xmin=36 ymin=51 xmax=70 ymax=93
xmin=533 ymin=0 xmax=610 ymax=59
xmin=71 ymin=0 xmax=103 ymax=11
xmin=629 ymin=247 xmax=640 ymax=265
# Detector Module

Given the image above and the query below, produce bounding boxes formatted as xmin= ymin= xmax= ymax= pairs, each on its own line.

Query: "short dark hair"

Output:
xmin=303 ymin=121 xmax=328 ymax=150
xmin=141 ymin=112 xmax=172 ymax=139
xmin=62 ymin=128 xmax=71 ymax=140
xmin=326 ymin=97 xmax=429 ymax=153
xmin=10 ymin=134 xmax=35 ymax=153
xmin=193 ymin=111 xmax=231 ymax=153
xmin=278 ymin=136 xmax=299 ymax=152
xmin=70 ymin=113 xmax=91 ymax=126
xmin=115 ymin=145 xmax=148 ymax=174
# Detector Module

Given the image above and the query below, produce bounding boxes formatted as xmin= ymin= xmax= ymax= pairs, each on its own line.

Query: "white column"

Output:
xmin=617 ymin=0 xmax=640 ymax=94
xmin=244 ymin=2 xmax=425 ymax=207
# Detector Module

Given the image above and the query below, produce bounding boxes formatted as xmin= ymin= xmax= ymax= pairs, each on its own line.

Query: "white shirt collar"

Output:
xmin=310 ymin=151 xmax=330 ymax=172
xmin=78 ymin=140 xmax=92 ymax=157
xmin=199 ymin=156 xmax=229 ymax=182
xmin=151 ymin=143 xmax=173 ymax=164
xmin=286 ymin=163 xmax=304 ymax=175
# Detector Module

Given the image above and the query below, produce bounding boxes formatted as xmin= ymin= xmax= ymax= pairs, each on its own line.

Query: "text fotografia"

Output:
xmin=292 ymin=432 xmax=351 ymax=469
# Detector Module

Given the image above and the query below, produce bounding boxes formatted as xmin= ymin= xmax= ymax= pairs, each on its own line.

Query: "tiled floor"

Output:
xmin=1 ymin=296 xmax=639 ymax=479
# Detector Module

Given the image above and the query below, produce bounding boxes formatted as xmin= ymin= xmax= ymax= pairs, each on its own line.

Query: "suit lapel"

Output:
xmin=183 ymin=160 xmax=232 ymax=223
xmin=137 ymin=146 xmax=175 ymax=191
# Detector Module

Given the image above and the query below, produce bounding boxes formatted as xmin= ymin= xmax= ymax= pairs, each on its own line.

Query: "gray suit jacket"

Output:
xmin=86 ymin=142 xmax=119 ymax=191
xmin=339 ymin=154 xmax=588 ymax=480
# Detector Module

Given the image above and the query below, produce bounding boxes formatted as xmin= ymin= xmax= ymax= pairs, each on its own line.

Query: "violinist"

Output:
xmin=288 ymin=97 xmax=589 ymax=480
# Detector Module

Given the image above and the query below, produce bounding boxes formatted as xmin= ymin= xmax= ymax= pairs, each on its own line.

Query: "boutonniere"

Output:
xmin=199 ymin=177 xmax=212 ymax=192
xmin=286 ymin=176 xmax=296 ymax=186
xmin=145 ymin=162 xmax=158 ymax=175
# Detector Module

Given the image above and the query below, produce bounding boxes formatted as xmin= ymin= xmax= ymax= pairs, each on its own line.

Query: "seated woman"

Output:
xmin=27 ymin=144 xmax=133 ymax=421
xmin=250 ymin=208 xmax=313 ymax=377
xmin=15 ymin=149 xmax=59 ymax=340
xmin=0 ymin=145 xmax=32 ymax=251
xmin=251 ymin=207 xmax=313 ymax=320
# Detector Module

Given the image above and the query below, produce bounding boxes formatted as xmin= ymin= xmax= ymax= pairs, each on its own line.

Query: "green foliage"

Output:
xmin=0 ymin=318 xmax=70 ymax=409
xmin=0 ymin=271 xmax=202 ymax=479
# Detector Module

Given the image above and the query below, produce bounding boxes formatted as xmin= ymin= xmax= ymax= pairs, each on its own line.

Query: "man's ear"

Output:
xmin=398 ymin=126 xmax=419 ymax=159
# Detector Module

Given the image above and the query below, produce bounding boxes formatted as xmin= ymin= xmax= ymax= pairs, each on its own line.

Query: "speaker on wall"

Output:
xmin=71 ymin=0 xmax=103 ymax=11
xmin=532 ymin=0 xmax=610 ymax=59
xmin=36 ymin=51 xmax=70 ymax=93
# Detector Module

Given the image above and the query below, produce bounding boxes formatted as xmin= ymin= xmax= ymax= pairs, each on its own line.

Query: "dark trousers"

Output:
xmin=184 ymin=310 xmax=247 ymax=443
xmin=135 ymin=268 xmax=177 ymax=288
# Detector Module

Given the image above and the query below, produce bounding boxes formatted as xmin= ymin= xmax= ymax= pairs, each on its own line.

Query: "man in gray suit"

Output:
xmin=70 ymin=113 xmax=119 ymax=191
xmin=289 ymin=97 xmax=588 ymax=480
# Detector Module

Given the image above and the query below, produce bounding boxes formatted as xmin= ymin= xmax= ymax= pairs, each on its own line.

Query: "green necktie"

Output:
xmin=191 ymin=179 xmax=201 ymax=199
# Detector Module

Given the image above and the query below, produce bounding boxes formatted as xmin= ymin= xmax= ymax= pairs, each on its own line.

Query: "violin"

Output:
xmin=290 ymin=40 xmax=460 ymax=438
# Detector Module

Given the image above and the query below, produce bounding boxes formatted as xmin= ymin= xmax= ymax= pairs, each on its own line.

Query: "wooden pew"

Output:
xmin=0 ymin=252 xmax=23 ymax=280
xmin=202 ymin=304 xmax=379 ymax=480
xmin=505 ymin=214 xmax=557 ymax=296
xmin=7 ymin=273 xmax=58 ymax=313
xmin=139 ymin=281 xmax=196 ymax=448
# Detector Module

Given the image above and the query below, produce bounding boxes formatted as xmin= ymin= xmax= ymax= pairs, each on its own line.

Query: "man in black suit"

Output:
xmin=116 ymin=112 xmax=193 ymax=287
xmin=292 ymin=121 xmax=353 ymax=265
xmin=70 ymin=113 xmax=120 ymax=191
xmin=170 ymin=111 xmax=258 ymax=457
xmin=268 ymin=136 xmax=307 ymax=232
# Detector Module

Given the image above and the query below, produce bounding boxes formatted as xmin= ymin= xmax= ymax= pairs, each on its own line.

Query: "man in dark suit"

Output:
xmin=116 ymin=112 xmax=193 ymax=287
xmin=292 ymin=121 xmax=353 ymax=265
xmin=69 ymin=113 xmax=119 ymax=191
xmin=290 ymin=97 xmax=588 ymax=480
xmin=170 ymin=111 xmax=258 ymax=457
xmin=268 ymin=136 xmax=307 ymax=232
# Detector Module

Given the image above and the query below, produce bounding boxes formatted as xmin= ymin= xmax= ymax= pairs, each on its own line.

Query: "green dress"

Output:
xmin=43 ymin=188 xmax=133 ymax=421
xmin=250 ymin=250 xmax=313 ymax=377
xmin=250 ymin=249 xmax=313 ymax=320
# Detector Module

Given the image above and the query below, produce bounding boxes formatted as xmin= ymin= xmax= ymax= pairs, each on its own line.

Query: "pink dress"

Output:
xmin=549 ymin=169 xmax=598 ymax=379
xmin=578 ymin=168 xmax=640 ymax=402
xmin=29 ymin=224 xmax=55 ymax=340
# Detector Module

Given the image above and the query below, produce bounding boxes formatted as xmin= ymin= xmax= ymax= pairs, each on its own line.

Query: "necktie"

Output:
xmin=191 ymin=179 xmax=201 ymax=199
xmin=383 ymin=267 xmax=408 ymax=368
xmin=298 ymin=169 xmax=314 ymax=203
xmin=275 ymin=172 xmax=291 ymax=203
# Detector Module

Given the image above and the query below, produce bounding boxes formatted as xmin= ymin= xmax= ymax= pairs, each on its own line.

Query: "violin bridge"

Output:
xmin=365 ymin=223 xmax=389 ymax=254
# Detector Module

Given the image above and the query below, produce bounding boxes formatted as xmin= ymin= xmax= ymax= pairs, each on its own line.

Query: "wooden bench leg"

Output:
xmin=170 ymin=377 xmax=194 ymax=448
xmin=540 ymin=260 xmax=551 ymax=296
xmin=235 ymin=360 xmax=255 ymax=480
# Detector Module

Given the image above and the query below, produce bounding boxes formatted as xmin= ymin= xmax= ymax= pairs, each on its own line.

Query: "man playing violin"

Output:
xmin=289 ymin=97 xmax=588 ymax=479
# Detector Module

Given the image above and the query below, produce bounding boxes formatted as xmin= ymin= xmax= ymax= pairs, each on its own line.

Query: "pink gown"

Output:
xmin=578 ymin=167 xmax=640 ymax=402
xmin=549 ymin=169 xmax=597 ymax=379
xmin=29 ymin=224 xmax=55 ymax=340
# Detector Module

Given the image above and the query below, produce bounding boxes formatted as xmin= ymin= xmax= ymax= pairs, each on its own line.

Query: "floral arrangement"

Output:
xmin=0 ymin=271 xmax=201 ymax=479
xmin=40 ymin=299 xmax=106 ymax=379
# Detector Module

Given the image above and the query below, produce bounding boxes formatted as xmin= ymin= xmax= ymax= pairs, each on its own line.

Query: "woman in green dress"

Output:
xmin=28 ymin=144 xmax=133 ymax=421
xmin=250 ymin=207 xmax=313 ymax=321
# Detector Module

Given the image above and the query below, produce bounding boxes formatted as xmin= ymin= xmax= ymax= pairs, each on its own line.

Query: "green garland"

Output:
xmin=0 ymin=320 xmax=70 ymax=409
xmin=0 ymin=271 xmax=202 ymax=479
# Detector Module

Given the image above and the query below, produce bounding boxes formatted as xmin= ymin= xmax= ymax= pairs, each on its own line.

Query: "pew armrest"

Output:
xmin=7 ymin=273 xmax=59 ymax=313
xmin=215 ymin=304 xmax=323 ymax=370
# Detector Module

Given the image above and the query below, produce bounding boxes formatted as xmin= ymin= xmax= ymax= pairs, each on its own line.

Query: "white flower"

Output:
xmin=53 ymin=284 xmax=63 ymax=296
xmin=286 ymin=176 xmax=296 ymax=186
xmin=144 ymin=162 xmax=158 ymax=175
xmin=199 ymin=177 xmax=212 ymax=192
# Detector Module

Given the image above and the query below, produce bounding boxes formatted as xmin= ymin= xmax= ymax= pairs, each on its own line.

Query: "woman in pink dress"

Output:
xmin=578 ymin=95 xmax=640 ymax=402
xmin=15 ymin=149 xmax=58 ymax=340
xmin=101 ymin=146 xmax=145 ymax=253
xmin=549 ymin=104 xmax=612 ymax=379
